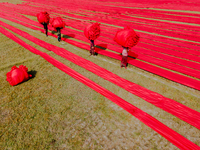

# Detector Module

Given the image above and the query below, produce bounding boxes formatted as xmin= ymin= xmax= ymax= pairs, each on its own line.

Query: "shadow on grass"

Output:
xmin=28 ymin=70 xmax=37 ymax=78
xmin=95 ymin=43 xmax=108 ymax=56
xmin=51 ymin=30 xmax=75 ymax=39
xmin=96 ymin=43 xmax=107 ymax=50
xmin=118 ymin=52 xmax=138 ymax=68
xmin=51 ymin=30 xmax=57 ymax=34
xmin=128 ymin=51 xmax=138 ymax=59
xmin=63 ymin=34 xmax=75 ymax=39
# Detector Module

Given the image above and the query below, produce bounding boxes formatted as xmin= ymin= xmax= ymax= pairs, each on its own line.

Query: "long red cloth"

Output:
xmin=20 ymin=1 xmax=200 ymax=43
xmin=4 ymin=2 xmax=200 ymax=45
xmin=23 ymin=0 xmax=200 ymax=12
xmin=1 ymin=21 xmax=200 ymax=131
xmin=1 ymin=11 xmax=200 ymax=91
xmin=0 ymin=25 xmax=200 ymax=150
xmin=0 ymin=11 xmax=200 ymax=89
xmin=1 ymin=9 xmax=199 ymax=75
xmin=3 ymin=3 xmax=200 ymax=65
xmin=0 ymin=3 xmax=199 ymax=61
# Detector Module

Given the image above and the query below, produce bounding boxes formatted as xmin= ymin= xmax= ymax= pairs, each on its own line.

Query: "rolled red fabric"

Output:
xmin=114 ymin=26 xmax=140 ymax=48
xmin=37 ymin=12 xmax=50 ymax=24
xmin=84 ymin=22 xmax=100 ymax=40
xmin=6 ymin=65 xmax=32 ymax=86
xmin=50 ymin=17 xmax=65 ymax=29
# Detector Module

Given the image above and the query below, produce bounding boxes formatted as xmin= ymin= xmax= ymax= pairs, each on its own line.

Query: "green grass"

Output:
xmin=0 ymin=0 xmax=22 ymax=4
xmin=0 ymin=2 xmax=200 ymax=149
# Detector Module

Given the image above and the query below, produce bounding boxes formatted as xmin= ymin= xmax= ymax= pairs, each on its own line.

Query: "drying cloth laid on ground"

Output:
xmin=1 ymin=6 xmax=200 ymax=90
xmin=114 ymin=26 xmax=140 ymax=48
xmin=37 ymin=11 xmax=50 ymax=24
xmin=50 ymin=17 xmax=65 ymax=30
xmin=84 ymin=22 xmax=100 ymax=40
xmin=1 ymin=13 xmax=200 ymax=90
xmin=6 ymin=65 xmax=32 ymax=86
xmin=1 ymin=25 xmax=200 ymax=150
xmin=1 ymin=20 xmax=200 ymax=130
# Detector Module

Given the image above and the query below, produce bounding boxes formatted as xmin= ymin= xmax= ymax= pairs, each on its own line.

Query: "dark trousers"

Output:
xmin=121 ymin=55 xmax=128 ymax=67
xmin=42 ymin=23 xmax=48 ymax=36
xmin=90 ymin=40 xmax=95 ymax=55
xmin=56 ymin=28 xmax=61 ymax=42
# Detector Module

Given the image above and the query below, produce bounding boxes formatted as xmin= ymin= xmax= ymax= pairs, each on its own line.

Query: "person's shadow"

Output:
xmin=51 ymin=30 xmax=57 ymax=34
xmin=95 ymin=43 xmax=107 ymax=56
xmin=63 ymin=34 xmax=75 ymax=39
xmin=128 ymin=51 xmax=138 ymax=59
xmin=51 ymin=30 xmax=75 ymax=39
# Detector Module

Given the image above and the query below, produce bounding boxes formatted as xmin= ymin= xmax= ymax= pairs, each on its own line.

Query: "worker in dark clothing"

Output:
xmin=42 ymin=22 xmax=48 ymax=37
xmin=56 ymin=27 xmax=61 ymax=42
xmin=90 ymin=40 xmax=95 ymax=56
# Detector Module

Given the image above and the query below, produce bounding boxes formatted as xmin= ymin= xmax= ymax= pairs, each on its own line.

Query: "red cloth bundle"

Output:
xmin=50 ymin=17 xmax=65 ymax=29
xmin=84 ymin=22 xmax=100 ymax=40
xmin=6 ymin=65 xmax=32 ymax=86
xmin=114 ymin=26 xmax=140 ymax=48
xmin=37 ymin=12 xmax=50 ymax=24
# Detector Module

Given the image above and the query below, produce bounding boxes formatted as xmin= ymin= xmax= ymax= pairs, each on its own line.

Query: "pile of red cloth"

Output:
xmin=6 ymin=65 xmax=32 ymax=86
xmin=50 ymin=17 xmax=65 ymax=29
xmin=114 ymin=26 xmax=140 ymax=48
xmin=37 ymin=12 xmax=50 ymax=24
xmin=84 ymin=22 xmax=100 ymax=40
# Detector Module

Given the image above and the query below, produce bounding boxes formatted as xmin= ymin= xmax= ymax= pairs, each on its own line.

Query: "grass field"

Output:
xmin=0 ymin=0 xmax=200 ymax=149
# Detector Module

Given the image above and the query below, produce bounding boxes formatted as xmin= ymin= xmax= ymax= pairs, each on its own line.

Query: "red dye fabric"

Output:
xmin=1 ymin=13 xmax=200 ymax=91
xmin=4 ymin=1 xmax=198 ymax=42
xmin=1 ymin=21 xmax=200 ymax=131
xmin=1 ymin=8 xmax=200 ymax=65
xmin=3 ymin=2 xmax=200 ymax=48
xmin=1 ymin=26 xmax=200 ymax=150
xmin=6 ymin=65 xmax=32 ymax=86
xmin=84 ymin=22 xmax=100 ymax=40
xmin=37 ymin=11 xmax=50 ymax=24
xmin=1 ymin=2 xmax=200 ymax=72
xmin=50 ymin=17 xmax=65 ymax=29
xmin=2 ymin=11 xmax=200 ymax=89
xmin=114 ymin=26 xmax=140 ymax=48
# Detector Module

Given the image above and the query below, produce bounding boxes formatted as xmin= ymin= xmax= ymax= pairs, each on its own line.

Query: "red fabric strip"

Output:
xmin=1 ymin=9 xmax=200 ymax=75
xmin=1 ymin=21 xmax=200 ymax=131
xmin=17 ymin=3 xmax=200 ymax=43
xmin=0 ymin=2 xmax=199 ymax=56
xmin=7 ymin=3 xmax=200 ymax=63
xmin=1 ymin=25 xmax=200 ymax=150
xmin=1 ymin=12 xmax=200 ymax=91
